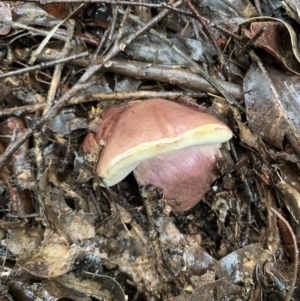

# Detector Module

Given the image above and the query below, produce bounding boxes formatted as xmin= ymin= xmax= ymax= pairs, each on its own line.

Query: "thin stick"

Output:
xmin=47 ymin=19 xmax=75 ymax=105
xmin=28 ymin=48 xmax=244 ymax=100
xmin=0 ymin=91 xmax=203 ymax=117
xmin=0 ymin=19 xmax=69 ymax=42
xmin=0 ymin=52 xmax=89 ymax=79
xmin=8 ymin=0 xmax=193 ymax=16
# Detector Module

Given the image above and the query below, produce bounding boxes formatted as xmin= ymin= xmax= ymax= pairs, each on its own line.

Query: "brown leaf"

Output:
xmin=244 ymin=62 xmax=300 ymax=154
xmin=275 ymin=181 xmax=300 ymax=224
xmin=244 ymin=21 xmax=300 ymax=75
xmin=243 ymin=17 xmax=300 ymax=75
xmin=37 ymin=3 xmax=69 ymax=19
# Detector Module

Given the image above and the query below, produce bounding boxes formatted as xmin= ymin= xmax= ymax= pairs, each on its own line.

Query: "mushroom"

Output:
xmin=82 ymin=98 xmax=232 ymax=211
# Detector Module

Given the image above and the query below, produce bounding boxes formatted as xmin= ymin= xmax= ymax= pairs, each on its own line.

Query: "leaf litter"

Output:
xmin=0 ymin=0 xmax=299 ymax=300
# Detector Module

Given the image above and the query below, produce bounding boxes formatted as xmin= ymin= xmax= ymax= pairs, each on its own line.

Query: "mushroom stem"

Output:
xmin=134 ymin=144 xmax=221 ymax=211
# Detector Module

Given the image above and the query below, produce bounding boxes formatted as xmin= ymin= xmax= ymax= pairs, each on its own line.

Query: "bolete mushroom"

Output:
xmin=82 ymin=98 xmax=232 ymax=211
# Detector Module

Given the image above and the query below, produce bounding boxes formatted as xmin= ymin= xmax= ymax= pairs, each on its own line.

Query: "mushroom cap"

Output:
xmin=83 ymin=98 xmax=232 ymax=186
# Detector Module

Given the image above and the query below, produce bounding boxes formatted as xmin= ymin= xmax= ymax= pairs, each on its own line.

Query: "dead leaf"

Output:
xmin=244 ymin=62 xmax=300 ymax=154
xmin=17 ymin=229 xmax=80 ymax=278
xmin=2 ymin=226 xmax=43 ymax=256
xmin=275 ymin=180 xmax=300 ymax=224
xmin=243 ymin=17 xmax=300 ymax=75
xmin=0 ymin=1 xmax=11 ymax=35
xmin=244 ymin=21 xmax=300 ymax=75
xmin=214 ymin=243 xmax=273 ymax=281
xmin=10 ymin=2 xmax=60 ymax=27
xmin=283 ymin=0 xmax=300 ymax=24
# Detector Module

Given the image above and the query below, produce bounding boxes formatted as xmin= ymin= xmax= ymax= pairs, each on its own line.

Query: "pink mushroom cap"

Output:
xmin=82 ymin=98 xmax=232 ymax=211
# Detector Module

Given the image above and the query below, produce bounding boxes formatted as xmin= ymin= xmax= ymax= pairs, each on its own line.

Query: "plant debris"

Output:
xmin=0 ymin=1 xmax=299 ymax=300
